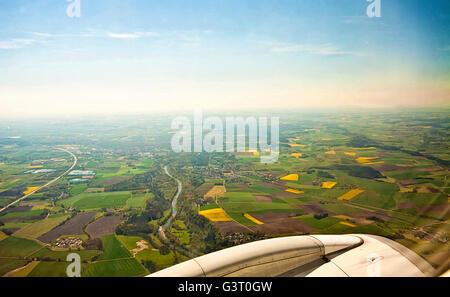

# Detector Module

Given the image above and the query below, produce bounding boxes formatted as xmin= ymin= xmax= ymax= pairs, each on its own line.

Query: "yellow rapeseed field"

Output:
xmin=198 ymin=208 xmax=232 ymax=222
xmin=285 ymin=188 xmax=304 ymax=194
xmin=399 ymin=187 xmax=414 ymax=193
xmin=350 ymin=147 xmax=376 ymax=150
xmin=339 ymin=221 xmax=356 ymax=227
xmin=357 ymin=157 xmax=375 ymax=163
xmin=23 ymin=187 xmax=40 ymax=195
xmin=377 ymin=177 xmax=396 ymax=183
xmin=288 ymin=143 xmax=305 ymax=147
xmin=280 ymin=174 xmax=299 ymax=181
xmin=334 ymin=215 xmax=354 ymax=221
xmin=321 ymin=182 xmax=337 ymax=189
xmin=344 ymin=152 xmax=356 ymax=157
xmin=364 ymin=161 xmax=385 ymax=165
xmin=291 ymin=153 xmax=303 ymax=158
xmin=325 ymin=151 xmax=336 ymax=155
xmin=244 ymin=213 xmax=264 ymax=225
xmin=0 ymin=230 xmax=8 ymax=241
xmin=338 ymin=189 xmax=365 ymax=201
xmin=357 ymin=157 xmax=384 ymax=165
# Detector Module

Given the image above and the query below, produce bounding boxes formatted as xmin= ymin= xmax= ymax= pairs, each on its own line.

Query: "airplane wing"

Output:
xmin=148 ymin=234 xmax=436 ymax=277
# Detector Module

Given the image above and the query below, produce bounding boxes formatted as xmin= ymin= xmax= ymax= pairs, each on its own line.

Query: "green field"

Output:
xmin=135 ymin=249 xmax=176 ymax=269
xmin=29 ymin=248 xmax=102 ymax=262
xmin=0 ymin=109 xmax=448 ymax=275
xmin=126 ymin=192 xmax=154 ymax=209
xmin=116 ymin=235 xmax=144 ymax=250
xmin=0 ymin=237 xmax=43 ymax=258
xmin=98 ymin=234 xmax=131 ymax=260
xmin=13 ymin=215 xmax=70 ymax=239
xmin=0 ymin=259 xmax=28 ymax=276
xmin=294 ymin=214 xmax=341 ymax=229
xmin=0 ymin=209 xmax=45 ymax=219
xmin=27 ymin=261 xmax=71 ymax=277
xmin=58 ymin=191 xmax=131 ymax=210
xmin=82 ymin=258 xmax=147 ymax=277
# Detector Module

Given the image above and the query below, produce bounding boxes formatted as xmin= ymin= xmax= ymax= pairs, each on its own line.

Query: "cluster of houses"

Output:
xmin=54 ymin=237 xmax=83 ymax=248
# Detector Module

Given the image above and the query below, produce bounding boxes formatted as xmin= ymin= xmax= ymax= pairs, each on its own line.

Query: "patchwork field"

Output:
xmin=0 ymin=110 xmax=448 ymax=275
xmin=38 ymin=212 xmax=96 ymax=243
xmin=79 ymin=234 xmax=147 ymax=277
xmin=58 ymin=191 xmax=131 ymax=210
xmin=13 ymin=215 xmax=70 ymax=240
xmin=196 ymin=111 xmax=449 ymax=269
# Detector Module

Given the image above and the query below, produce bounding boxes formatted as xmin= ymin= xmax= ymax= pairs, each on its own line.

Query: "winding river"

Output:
xmin=158 ymin=165 xmax=183 ymax=240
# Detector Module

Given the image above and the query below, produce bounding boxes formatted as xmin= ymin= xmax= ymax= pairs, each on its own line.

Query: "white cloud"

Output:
xmin=0 ymin=29 xmax=204 ymax=50
xmin=107 ymin=33 xmax=141 ymax=39
xmin=29 ymin=32 xmax=53 ymax=38
xmin=271 ymin=44 xmax=345 ymax=55
xmin=107 ymin=32 xmax=159 ymax=39
xmin=259 ymin=41 xmax=367 ymax=56
xmin=0 ymin=38 xmax=41 ymax=49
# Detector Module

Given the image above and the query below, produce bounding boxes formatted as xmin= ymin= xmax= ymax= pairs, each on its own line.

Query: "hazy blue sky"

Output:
xmin=0 ymin=0 xmax=449 ymax=117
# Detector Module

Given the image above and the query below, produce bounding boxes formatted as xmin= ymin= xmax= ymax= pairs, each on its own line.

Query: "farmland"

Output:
xmin=82 ymin=258 xmax=147 ymax=277
xmin=86 ymin=215 xmax=122 ymax=239
xmin=57 ymin=191 xmax=131 ymax=210
xmin=192 ymin=110 xmax=450 ymax=268
xmin=0 ymin=109 xmax=448 ymax=276
xmin=13 ymin=215 xmax=70 ymax=239
xmin=38 ymin=212 xmax=96 ymax=243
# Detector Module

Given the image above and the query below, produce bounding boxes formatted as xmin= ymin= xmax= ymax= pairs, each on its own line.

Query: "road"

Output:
xmin=158 ymin=165 xmax=183 ymax=242
xmin=0 ymin=147 xmax=77 ymax=214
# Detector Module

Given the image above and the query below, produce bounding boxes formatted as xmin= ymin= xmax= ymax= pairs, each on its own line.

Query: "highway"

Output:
xmin=0 ymin=147 xmax=77 ymax=214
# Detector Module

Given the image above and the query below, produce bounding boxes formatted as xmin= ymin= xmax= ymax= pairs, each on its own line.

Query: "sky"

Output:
xmin=0 ymin=0 xmax=449 ymax=118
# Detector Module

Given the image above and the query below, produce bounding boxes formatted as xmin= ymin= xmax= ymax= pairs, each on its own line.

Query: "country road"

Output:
xmin=0 ymin=147 xmax=77 ymax=214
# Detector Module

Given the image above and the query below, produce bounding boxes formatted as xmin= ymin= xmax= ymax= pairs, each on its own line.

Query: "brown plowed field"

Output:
xmin=86 ymin=215 xmax=122 ymax=238
xmin=251 ymin=212 xmax=317 ymax=235
xmin=254 ymin=195 xmax=272 ymax=203
xmin=212 ymin=221 xmax=252 ymax=233
xmin=298 ymin=203 xmax=333 ymax=215
xmin=38 ymin=211 xmax=97 ymax=243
